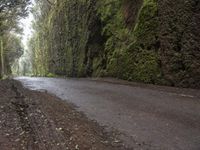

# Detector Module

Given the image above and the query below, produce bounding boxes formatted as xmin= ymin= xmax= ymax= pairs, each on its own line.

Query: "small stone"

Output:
xmin=56 ymin=127 xmax=63 ymax=131
xmin=102 ymin=140 xmax=109 ymax=144
xmin=114 ymin=139 xmax=120 ymax=143
xmin=75 ymin=145 xmax=79 ymax=150
xmin=15 ymin=138 xmax=20 ymax=142
xmin=20 ymin=131 xmax=25 ymax=136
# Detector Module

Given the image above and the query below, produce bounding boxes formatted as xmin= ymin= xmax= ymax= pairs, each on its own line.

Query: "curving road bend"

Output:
xmin=15 ymin=77 xmax=200 ymax=150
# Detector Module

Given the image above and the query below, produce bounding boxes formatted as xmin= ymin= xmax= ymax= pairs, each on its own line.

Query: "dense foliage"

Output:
xmin=29 ymin=0 xmax=200 ymax=88
xmin=0 ymin=0 xmax=30 ymax=78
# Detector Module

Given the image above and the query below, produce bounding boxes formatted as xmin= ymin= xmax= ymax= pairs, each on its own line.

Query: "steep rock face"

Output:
xmin=48 ymin=2 xmax=68 ymax=75
xmin=48 ymin=0 xmax=102 ymax=77
xmin=95 ymin=0 xmax=200 ymax=87
xmin=95 ymin=0 xmax=161 ymax=83
xmin=33 ymin=0 xmax=200 ymax=88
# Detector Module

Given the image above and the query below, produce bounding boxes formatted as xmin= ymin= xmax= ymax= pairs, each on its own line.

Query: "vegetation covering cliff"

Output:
xmin=29 ymin=0 xmax=200 ymax=88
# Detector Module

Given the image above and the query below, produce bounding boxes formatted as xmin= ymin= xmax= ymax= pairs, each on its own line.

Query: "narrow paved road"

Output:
xmin=16 ymin=77 xmax=200 ymax=150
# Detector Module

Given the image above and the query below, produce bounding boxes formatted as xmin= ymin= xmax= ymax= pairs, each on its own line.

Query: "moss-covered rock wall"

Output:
xmin=32 ymin=0 xmax=200 ymax=88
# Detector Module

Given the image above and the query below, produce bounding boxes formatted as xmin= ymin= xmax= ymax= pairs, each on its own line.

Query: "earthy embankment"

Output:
xmin=0 ymin=80 xmax=127 ymax=150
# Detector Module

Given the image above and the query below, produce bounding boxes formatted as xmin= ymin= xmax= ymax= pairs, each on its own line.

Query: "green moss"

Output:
xmin=97 ymin=0 xmax=160 ymax=83
xmin=133 ymin=0 xmax=158 ymax=49
xmin=28 ymin=0 xmax=199 ymax=88
xmin=46 ymin=73 xmax=56 ymax=78
xmin=131 ymin=51 xmax=160 ymax=83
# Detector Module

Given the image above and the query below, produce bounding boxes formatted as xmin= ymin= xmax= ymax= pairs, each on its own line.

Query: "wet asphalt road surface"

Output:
xmin=15 ymin=77 xmax=200 ymax=150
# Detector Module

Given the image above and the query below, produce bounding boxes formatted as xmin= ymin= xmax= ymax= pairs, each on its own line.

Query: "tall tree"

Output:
xmin=0 ymin=0 xmax=30 ymax=77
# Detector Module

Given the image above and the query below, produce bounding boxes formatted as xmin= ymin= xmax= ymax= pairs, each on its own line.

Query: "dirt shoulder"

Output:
xmin=0 ymin=79 xmax=128 ymax=150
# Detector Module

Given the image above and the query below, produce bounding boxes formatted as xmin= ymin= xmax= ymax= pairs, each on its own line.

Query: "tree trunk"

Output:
xmin=0 ymin=37 xmax=4 ymax=78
